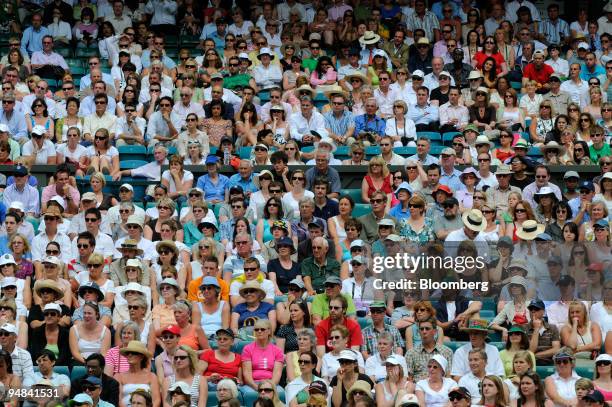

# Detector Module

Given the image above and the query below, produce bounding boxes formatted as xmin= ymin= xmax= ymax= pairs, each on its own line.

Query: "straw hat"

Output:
xmin=516 ymin=220 xmax=545 ymax=241
xmin=359 ymin=31 xmax=381 ymax=45
xmin=345 ymin=71 xmax=367 ymax=83
xmin=119 ymin=340 xmax=152 ymax=359
xmin=293 ymin=84 xmax=315 ymax=98
xmin=324 ymin=85 xmax=348 ymax=100
xmin=156 ymin=240 xmax=179 ymax=257
xmin=238 ymin=280 xmax=266 ymax=299
xmin=462 ymin=209 xmax=487 ymax=232
xmin=540 ymin=141 xmax=566 ymax=156
xmin=118 ymin=239 xmax=144 ymax=255
xmin=34 ymin=279 xmax=64 ymax=300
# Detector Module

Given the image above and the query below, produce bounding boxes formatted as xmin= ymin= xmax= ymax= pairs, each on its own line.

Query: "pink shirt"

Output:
xmin=242 ymin=342 xmax=284 ymax=382
xmin=105 ymin=346 xmax=130 ymax=374
xmin=310 ymin=69 xmax=338 ymax=87
xmin=41 ymin=184 xmax=80 ymax=207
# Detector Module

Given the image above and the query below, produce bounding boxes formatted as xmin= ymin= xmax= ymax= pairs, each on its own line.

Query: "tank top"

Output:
xmin=595 ymin=386 xmax=612 ymax=401
xmin=146 ymin=218 xmax=163 ymax=242
xmin=331 ymin=216 xmax=347 ymax=242
xmin=575 ymin=322 xmax=594 ymax=359
xmin=178 ymin=324 xmax=200 ymax=350
xmin=75 ymin=325 xmax=107 ymax=359
xmin=197 ymin=301 xmax=225 ymax=338
xmin=169 ymin=375 xmax=201 ymax=407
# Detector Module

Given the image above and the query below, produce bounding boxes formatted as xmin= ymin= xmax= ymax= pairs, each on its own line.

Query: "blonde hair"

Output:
xmin=567 ymin=301 xmax=587 ymax=326
xmin=90 ymin=172 xmax=107 ymax=187
xmin=194 ymin=237 xmax=218 ymax=261
xmin=368 ymin=156 xmax=389 ymax=177
xmin=9 ymin=233 xmax=30 ymax=254
xmin=88 ymin=252 xmax=104 ymax=265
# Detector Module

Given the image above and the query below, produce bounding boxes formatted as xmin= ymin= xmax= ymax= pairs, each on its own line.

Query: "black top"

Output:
xmin=267 ymin=258 xmax=300 ymax=293
xmin=28 ymin=325 xmax=71 ymax=367
xmin=330 ymin=373 xmax=375 ymax=407
xmin=510 ymin=175 xmax=534 ymax=190
xmin=27 ymin=303 xmax=72 ymax=327
xmin=146 ymin=218 xmax=163 ymax=242
xmin=468 ymin=105 xmax=497 ymax=124
xmin=430 ymin=87 xmax=450 ymax=106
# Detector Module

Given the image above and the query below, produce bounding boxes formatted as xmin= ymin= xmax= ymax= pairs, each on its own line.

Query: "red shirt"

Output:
xmin=315 ymin=317 xmax=363 ymax=352
xmin=200 ymin=348 xmax=242 ymax=379
xmin=522 ymin=63 xmax=554 ymax=85
xmin=473 ymin=51 xmax=506 ymax=74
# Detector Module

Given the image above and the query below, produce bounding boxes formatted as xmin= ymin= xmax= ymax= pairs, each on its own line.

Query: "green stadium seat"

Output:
xmin=55 ymin=47 xmax=72 ymax=58
xmin=444 ymin=341 xmax=468 ymax=352
xmin=75 ymin=48 xmax=99 ymax=58
xmin=393 ymin=146 xmax=416 ymax=156
xmin=442 ymin=131 xmax=462 ymax=144
xmin=481 ymin=297 xmax=496 ymax=312
xmin=340 ymin=188 xmax=362 ymax=204
xmin=520 ymin=131 xmax=530 ymax=142
xmin=430 ymin=145 xmax=446 ymax=155
xmin=535 ymin=365 xmax=556 ymax=379
xmin=480 ymin=310 xmax=495 ymax=320
xmin=71 ymin=365 xmax=87 ymax=381
xmin=576 ymin=365 xmax=594 ymax=378
xmin=365 ymin=146 xmax=381 ymax=156
xmin=489 ymin=341 xmax=505 ymax=351
xmin=231 ymin=340 xmax=251 ymax=354
xmin=239 ymin=146 xmax=252 ymax=159
xmin=27 ymin=217 xmax=40 ymax=233
xmin=352 ymin=203 xmax=371 ymax=218
xmin=527 ymin=147 xmax=542 ymax=157
xmin=417 ymin=131 xmax=442 ymax=141
xmin=275 ymin=295 xmax=287 ymax=305
xmin=118 ymin=145 xmax=147 ymax=161
xmin=209 ymin=146 xmax=218 ymax=155
xmin=120 ymin=160 xmax=149 ymax=170
xmin=510 ymin=81 xmax=522 ymax=91
xmin=212 ymin=203 xmax=221 ymax=219
xmin=33 ymin=365 xmax=70 ymax=377
xmin=181 ymin=36 xmax=200 ymax=47
xmin=335 ymin=146 xmax=350 ymax=156
xmin=69 ymin=65 xmax=87 ymax=76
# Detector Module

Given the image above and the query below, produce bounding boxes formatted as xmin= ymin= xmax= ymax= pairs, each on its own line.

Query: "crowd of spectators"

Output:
xmin=0 ymin=0 xmax=610 ymax=407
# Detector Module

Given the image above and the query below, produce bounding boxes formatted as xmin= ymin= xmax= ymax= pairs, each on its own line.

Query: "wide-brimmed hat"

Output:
xmin=257 ymin=47 xmax=275 ymax=60
xmin=118 ymin=239 xmax=144 ymax=255
xmin=468 ymin=70 xmax=483 ymax=80
xmin=347 ymin=380 xmax=372 ymax=398
xmin=239 ymin=280 xmax=266 ymax=298
xmin=359 ymin=31 xmax=380 ymax=45
xmin=474 ymin=135 xmax=494 ymax=148
xmin=460 ymin=318 xmax=493 ymax=333
xmin=276 ymin=236 xmax=296 ymax=254
xmin=254 ymin=169 xmax=274 ymax=188
xmin=121 ymin=282 xmax=146 ymax=298
xmin=125 ymin=215 xmax=144 ymax=228
xmin=428 ymin=354 xmax=448 ymax=374
xmin=534 ymin=186 xmax=556 ymax=203
xmin=119 ymin=340 xmax=152 ymax=359
xmin=396 ymin=393 xmax=420 ymax=407
xmin=509 ymin=275 xmax=528 ymax=291
xmin=78 ymin=281 xmax=105 ymax=302
xmin=156 ymin=240 xmax=179 ymax=257
xmin=460 ymin=167 xmax=480 ymax=183
xmin=462 ymin=209 xmax=486 ymax=232
xmin=324 ymin=85 xmax=348 ymax=100
xmin=345 ymin=70 xmax=367 ymax=83
xmin=34 ymin=279 xmax=64 ymax=299
xmin=43 ymin=206 xmax=62 ymax=218
xmin=540 ymin=141 xmax=566 ymax=156
xmin=516 ymin=220 xmax=545 ymax=241
xmin=495 ymin=164 xmax=513 ymax=175
xmin=293 ymin=84 xmax=315 ymax=98
xmin=0 ymin=254 xmax=16 ymax=267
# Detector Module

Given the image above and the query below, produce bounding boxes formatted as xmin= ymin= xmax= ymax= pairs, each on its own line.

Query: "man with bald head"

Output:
xmin=424 ymin=57 xmax=456 ymax=90
xmin=204 ymin=86 xmax=235 ymax=120
xmin=79 ymin=57 xmax=114 ymax=91
xmin=79 ymin=80 xmax=117 ymax=116
xmin=173 ymin=86 xmax=205 ymax=129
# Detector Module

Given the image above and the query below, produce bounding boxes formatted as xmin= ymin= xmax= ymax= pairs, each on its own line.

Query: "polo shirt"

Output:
xmin=311 ymin=293 xmax=356 ymax=318
xmin=300 ymin=257 xmax=341 ymax=293
xmin=313 ymin=199 xmax=339 ymax=220
xmin=315 ymin=317 xmax=362 ymax=352
xmin=522 ymin=63 xmax=554 ymax=85
xmin=223 ymin=73 xmax=252 ymax=90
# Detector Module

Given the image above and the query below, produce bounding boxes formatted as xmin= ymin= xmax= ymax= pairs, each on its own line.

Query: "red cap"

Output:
xmin=587 ymin=262 xmax=604 ymax=272
xmin=432 ymin=184 xmax=453 ymax=197
xmin=161 ymin=325 xmax=181 ymax=335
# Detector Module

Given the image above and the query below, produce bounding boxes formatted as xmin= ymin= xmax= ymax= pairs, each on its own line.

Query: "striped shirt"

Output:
xmin=324 ymin=110 xmax=355 ymax=137
xmin=406 ymin=11 xmax=440 ymax=42
xmin=539 ymin=18 xmax=570 ymax=45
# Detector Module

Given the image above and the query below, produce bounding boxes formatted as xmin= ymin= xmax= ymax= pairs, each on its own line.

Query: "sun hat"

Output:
xmin=121 ymin=282 xmax=146 ymax=298
xmin=156 ymin=240 xmax=179 ymax=257
xmin=34 ymin=279 xmax=64 ymax=299
xmin=460 ymin=167 xmax=480 ymax=183
xmin=293 ymin=84 xmax=315 ymax=98
xmin=475 ymin=135 xmax=494 ymax=148
xmin=428 ymin=354 xmax=448 ymax=374
xmin=125 ymin=215 xmax=144 ymax=228
xmin=347 ymin=380 xmax=372 ymax=398
xmin=119 ymin=340 xmax=152 ymax=359
xmin=396 ymin=394 xmax=420 ymax=407
xmin=359 ymin=31 xmax=381 ymax=45
xmin=540 ymin=141 xmax=566 ymax=156
xmin=516 ymin=220 xmax=545 ymax=240
xmin=534 ymin=186 xmax=556 ymax=203
xmin=394 ymin=182 xmax=414 ymax=197
xmin=239 ymin=280 xmax=266 ymax=298
xmin=78 ymin=281 xmax=105 ymax=301
xmin=462 ymin=209 xmax=487 ymax=232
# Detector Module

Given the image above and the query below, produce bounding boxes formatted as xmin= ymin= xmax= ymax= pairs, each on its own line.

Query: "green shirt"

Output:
xmin=300 ymin=257 xmax=341 ymax=293
xmin=223 ymin=73 xmax=252 ymax=90
xmin=312 ymin=293 xmax=356 ymax=318
xmin=590 ymin=143 xmax=611 ymax=163
xmin=302 ymin=58 xmax=319 ymax=73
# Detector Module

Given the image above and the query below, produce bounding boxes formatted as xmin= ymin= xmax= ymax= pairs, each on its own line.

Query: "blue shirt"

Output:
xmin=408 ymin=103 xmax=439 ymax=125
xmin=354 ymin=114 xmax=386 ymax=137
xmin=196 ymin=174 xmax=230 ymax=202
xmin=21 ymin=26 xmax=49 ymax=56
xmin=568 ymin=197 xmax=590 ymax=225
xmin=140 ymin=49 xmax=177 ymax=69
xmin=219 ymin=219 xmax=257 ymax=243
xmin=228 ymin=173 xmax=258 ymax=196
xmin=390 ymin=203 xmax=411 ymax=221
xmin=0 ymin=110 xmax=27 ymax=141
xmin=439 ymin=168 xmax=465 ymax=192
xmin=208 ymin=30 xmax=227 ymax=49
xmin=431 ymin=1 xmax=458 ymax=20
xmin=580 ymin=64 xmax=606 ymax=81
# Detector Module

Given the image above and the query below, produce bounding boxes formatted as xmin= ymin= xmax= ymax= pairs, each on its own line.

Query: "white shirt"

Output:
xmin=590 ymin=302 xmax=612 ymax=335
xmin=172 ymin=102 xmax=205 ymax=129
xmin=115 ymin=116 xmax=146 ymax=140
xmin=380 ymin=152 xmax=407 ymax=166
xmin=107 ymin=203 xmax=146 ymax=226
xmin=79 ymin=96 xmax=117 ymax=117
xmin=373 ymin=87 xmax=398 ymax=118
xmin=71 ymin=231 xmax=115 ymax=259
xmin=253 ymin=63 xmax=283 ymax=90
xmin=363 ymin=352 xmax=408 ymax=383
xmin=22 ymin=139 xmax=56 ymax=164
xmin=321 ymin=350 xmax=365 ymax=379
xmin=545 ymin=58 xmax=569 ymax=77
xmin=32 ymin=231 xmax=72 ymax=262
xmin=144 ymin=0 xmax=177 ymax=25
xmin=423 ymin=73 xmax=456 ymax=91
xmin=202 ymin=87 xmax=243 ymax=111
xmin=444 ymin=229 xmax=490 ymax=259
xmin=47 ymin=21 xmax=72 ymax=41
xmin=385 ymin=116 xmax=417 ymax=142
xmin=458 ymin=373 xmax=484 ymax=404
xmin=505 ymin=0 xmax=540 ymax=23
xmin=415 ymin=377 xmax=458 ymax=407
xmin=560 ymin=78 xmax=590 ymax=108
xmin=288 ymin=111 xmax=329 ymax=141
xmin=450 ymin=343 xmax=505 ymax=376
xmin=549 ymin=371 xmax=580 ymax=407
xmin=228 ymin=21 xmax=254 ymax=38
xmin=439 ymin=102 xmax=469 ymax=127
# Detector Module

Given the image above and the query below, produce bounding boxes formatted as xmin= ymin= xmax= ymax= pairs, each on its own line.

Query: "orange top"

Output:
xmin=187 ymin=276 xmax=229 ymax=302
xmin=178 ymin=324 xmax=200 ymax=350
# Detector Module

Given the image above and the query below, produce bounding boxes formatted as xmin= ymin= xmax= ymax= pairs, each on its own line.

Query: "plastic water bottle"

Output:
xmin=223 ymin=147 xmax=230 ymax=165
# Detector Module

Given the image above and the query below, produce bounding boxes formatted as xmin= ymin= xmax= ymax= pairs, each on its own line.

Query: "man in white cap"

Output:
xmin=444 ymin=209 xmax=489 ymax=259
xmin=424 ymin=57 xmax=456 ymax=92
xmin=22 ymin=124 xmax=57 ymax=164
xmin=253 ymin=48 xmax=282 ymax=91
xmin=107 ymin=184 xmax=146 ymax=227
xmin=0 ymin=323 xmax=34 ymax=384
xmin=2 ymin=165 xmax=40 ymax=218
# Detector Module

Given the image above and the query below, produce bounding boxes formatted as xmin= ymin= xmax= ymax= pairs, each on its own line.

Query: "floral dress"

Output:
xmin=202 ymin=118 xmax=232 ymax=148
xmin=399 ymin=217 xmax=436 ymax=243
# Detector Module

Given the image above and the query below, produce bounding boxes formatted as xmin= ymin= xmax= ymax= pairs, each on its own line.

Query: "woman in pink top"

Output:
xmin=309 ymin=56 xmax=337 ymax=90
xmin=104 ymin=321 xmax=139 ymax=376
xmin=241 ymin=319 xmax=284 ymax=395
xmin=594 ymin=354 xmax=612 ymax=401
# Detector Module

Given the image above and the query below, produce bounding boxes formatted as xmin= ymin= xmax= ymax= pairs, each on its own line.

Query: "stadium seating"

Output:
xmin=340 ymin=188 xmax=363 ymax=203
xmin=351 ymin=203 xmax=371 ymax=218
